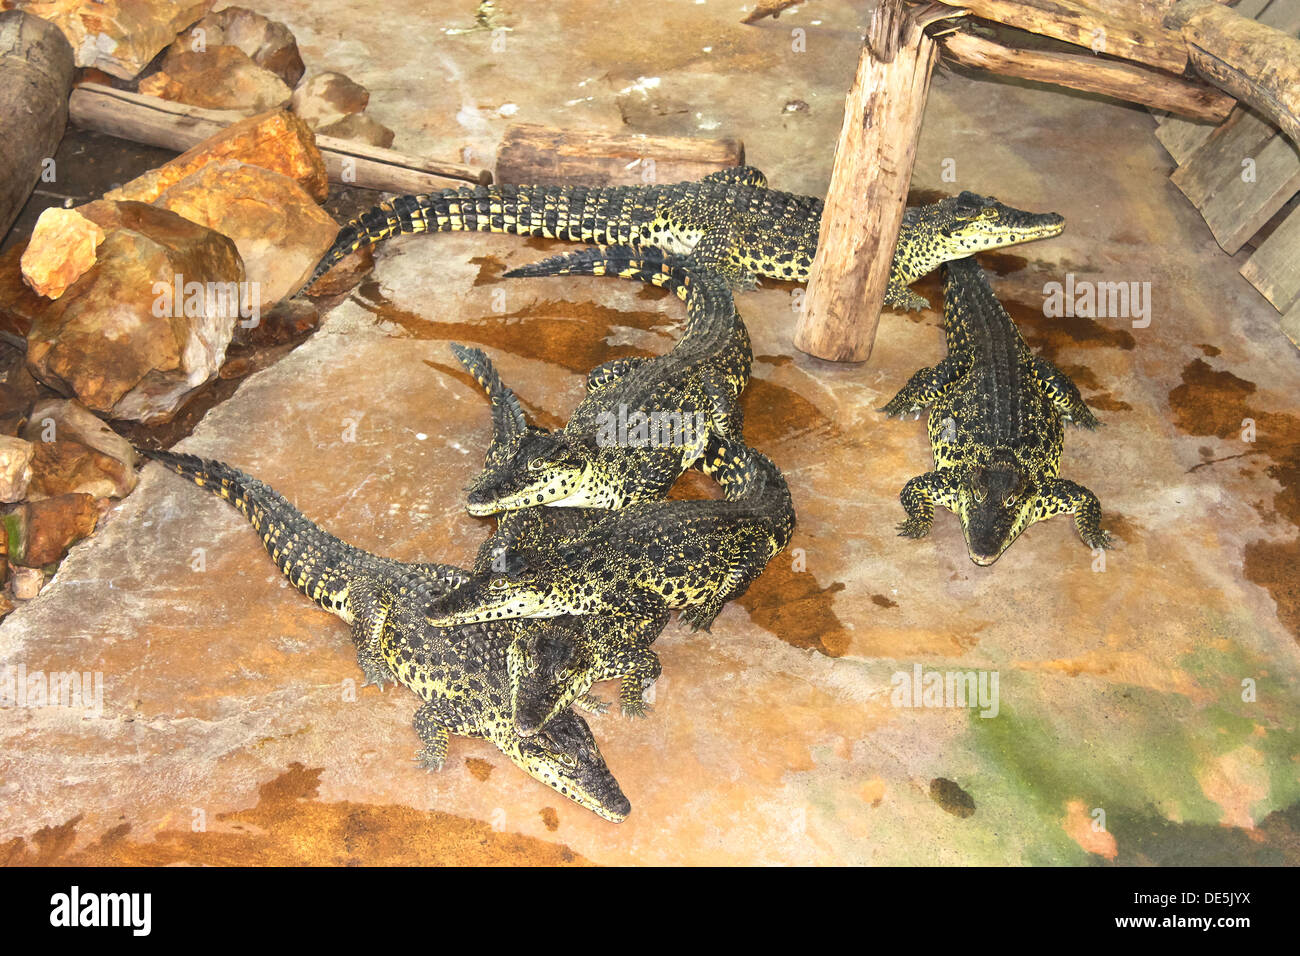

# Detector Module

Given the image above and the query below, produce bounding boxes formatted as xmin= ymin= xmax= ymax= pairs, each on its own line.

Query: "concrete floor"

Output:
xmin=2 ymin=1 xmax=1298 ymax=865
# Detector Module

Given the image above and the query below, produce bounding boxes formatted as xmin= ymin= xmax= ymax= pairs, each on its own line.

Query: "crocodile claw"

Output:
xmin=414 ymin=748 xmax=445 ymax=772
xmin=897 ymin=517 xmax=932 ymax=539
xmin=576 ymin=692 xmax=610 ymax=715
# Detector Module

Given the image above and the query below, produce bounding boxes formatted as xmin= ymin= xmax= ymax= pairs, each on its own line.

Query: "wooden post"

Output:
xmin=794 ymin=0 xmax=941 ymax=363
xmin=0 ymin=10 xmax=75 ymax=240
xmin=1165 ymin=0 xmax=1300 ymax=148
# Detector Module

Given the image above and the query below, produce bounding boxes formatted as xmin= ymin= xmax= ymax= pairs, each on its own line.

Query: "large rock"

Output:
xmin=24 ymin=201 xmax=245 ymax=422
xmin=152 ymin=160 xmax=338 ymax=305
xmin=317 ymin=112 xmax=395 ymax=149
xmin=104 ymin=109 xmax=328 ymax=205
xmin=13 ymin=492 xmax=98 ymax=567
xmin=23 ymin=398 xmax=137 ymax=498
xmin=0 ymin=435 xmax=35 ymax=502
xmin=164 ymin=5 xmax=304 ymax=88
xmin=19 ymin=207 xmax=105 ymax=299
xmin=13 ymin=0 xmax=216 ymax=80
xmin=138 ymin=46 xmax=292 ymax=113
xmin=290 ymin=71 xmax=369 ymax=131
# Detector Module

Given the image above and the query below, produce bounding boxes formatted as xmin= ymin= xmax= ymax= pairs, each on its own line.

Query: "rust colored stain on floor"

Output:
xmin=1 ymin=765 xmax=588 ymax=867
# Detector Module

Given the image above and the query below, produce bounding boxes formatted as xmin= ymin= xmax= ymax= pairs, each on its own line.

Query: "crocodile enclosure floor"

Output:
xmin=2 ymin=0 xmax=1298 ymax=865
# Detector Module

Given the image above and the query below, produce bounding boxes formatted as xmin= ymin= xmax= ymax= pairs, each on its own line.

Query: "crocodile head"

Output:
xmin=897 ymin=192 xmax=1064 ymax=284
xmin=465 ymin=428 xmax=601 ymax=515
xmin=425 ymin=568 xmax=574 ymax=625
xmin=507 ymin=624 xmax=596 ymax=736
xmin=959 ymin=454 xmax=1039 ymax=566
xmin=511 ymin=707 xmax=630 ymax=822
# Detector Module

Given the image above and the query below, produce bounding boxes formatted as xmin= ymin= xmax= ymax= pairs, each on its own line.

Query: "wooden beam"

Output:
xmin=1241 ymin=201 xmax=1300 ymax=313
xmin=68 ymin=83 xmax=492 ymax=189
xmin=0 ymin=11 xmax=75 ymax=240
xmin=957 ymin=0 xmax=1190 ymax=73
xmin=940 ymin=29 xmax=1235 ymax=121
xmin=1166 ymin=0 xmax=1300 ymax=147
xmin=793 ymin=0 xmax=942 ymax=363
xmin=494 ymin=124 xmax=744 ymax=187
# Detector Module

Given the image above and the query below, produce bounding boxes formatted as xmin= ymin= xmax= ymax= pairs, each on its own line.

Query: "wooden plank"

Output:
xmin=494 ymin=124 xmax=743 ymax=187
xmin=1197 ymin=130 xmax=1300 ymax=252
xmin=793 ymin=0 xmax=939 ymax=363
xmin=68 ymin=83 xmax=492 ymax=189
xmin=1240 ymin=192 xmax=1300 ymax=310
xmin=1167 ymin=0 xmax=1300 ymax=147
xmin=940 ymin=30 xmax=1234 ymax=120
xmin=0 ymin=10 xmax=75 ymax=239
xmin=1155 ymin=115 xmax=1218 ymax=161
xmin=1255 ymin=0 xmax=1300 ymax=35
xmin=1171 ymin=105 xmax=1276 ymax=206
xmin=1280 ymin=296 xmax=1300 ymax=350
xmin=958 ymin=0 xmax=1190 ymax=72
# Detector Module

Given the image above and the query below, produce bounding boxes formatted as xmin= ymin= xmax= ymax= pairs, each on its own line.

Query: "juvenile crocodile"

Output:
xmin=426 ymin=438 xmax=796 ymax=734
xmin=455 ymin=245 xmax=751 ymax=514
xmin=141 ymin=448 xmax=632 ymax=822
xmin=881 ymin=256 xmax=1109 ymax=564
xmin=306 ymin=167 xmax=1064 ymax=309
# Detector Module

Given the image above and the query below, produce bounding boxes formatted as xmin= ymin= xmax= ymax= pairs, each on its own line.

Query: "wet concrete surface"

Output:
xmin=2 ymin=1 xmax=1298 ymax=865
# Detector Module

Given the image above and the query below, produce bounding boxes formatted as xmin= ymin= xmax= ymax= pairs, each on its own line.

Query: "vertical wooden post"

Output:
xmin=794 ymin=0 xmax=940 ymax=363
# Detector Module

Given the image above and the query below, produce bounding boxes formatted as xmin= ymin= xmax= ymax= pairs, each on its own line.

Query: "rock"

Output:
xmin=10 ymin=564 xmax=44 ymax=599
xmin=0 ymin=435 xmax=35 ymax=502
xmin=20 ymin=207 xmax=105 ymax=299
xmin=14 ymin=0 xmax=216 ymax=80
xmin=27 ymin=439 xmax=134 ymax=499
xmin=15 ymin=492 xmax=98 ymax=567
xmin=316 ymin=112 xmax=395 ymax=149
xmin=151 ymin=160 xmax=338 ymax=305
xmin=25 ymin=398 xmax=137 ymax=469
xmin=291 ymin=72 xmax=369 ymax=131
xmin=167 ymin=5 xmax=305 ymax=88
xmin=24 ymin=200 xmax=245 ymax=422
xmin=0 ymin=244 xmax=46 ymax=340
xmin=237 ymin=297 xmax=319 ymax=347
xmin=0 ymin=593 xmax=13 ymax=619
xmin=105 ymin=109 xmax=328 ymax=205
xmin=138 ymin=46 xmax=292 ymax=113
xmin=303 ymin=244 xmax=374 ymax=298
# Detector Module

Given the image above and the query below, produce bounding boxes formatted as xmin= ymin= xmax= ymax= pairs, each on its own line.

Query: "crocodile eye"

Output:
xmin=527 ymin=457 xmax=549 ymax=472
xmin=557 ymin=667 xmax=574 ymax=682
xmin=558 ymin=752 xmax=577 ymax=769
xmin=490 ymin=577 xmax=509 ymax=590
xmin=972 ymin=487 xmax=986 ymax=504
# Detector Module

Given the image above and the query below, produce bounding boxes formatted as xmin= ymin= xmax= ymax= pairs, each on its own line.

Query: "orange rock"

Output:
xmin=290 ymin=71 xmax=370 ymax=130
xmin=15 ymin=492 xmax=98 ymax=567
xmin=139 ymin=46 xmax=292 ymax=113
xmin=19 ymin=207 xmax=105 ymax=299
xmin=0 ymin=244 xmax=46 ymax=340
xmin=27 ymin=439 xmax=133 ymax=500
xmin=151 ymin=160 xmax=337 ymax=304
xmin=303 ymin=244 xmax=374 ymax=298
xmin=24 ymin=201 xmax=245 ymax=421
xmin=164 ymin=5 xmax=305 ymax=88
xmin=25 ymin=398 xmax=137 ymax=473
xmin=105 ymin=109 xmax=328 ymax=205
xmin=15 ymin=0 xmax=217 ymax=80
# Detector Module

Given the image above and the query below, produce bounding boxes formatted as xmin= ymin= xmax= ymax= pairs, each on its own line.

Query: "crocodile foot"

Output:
xmin=679 ymin=603 xmax=722 ymax=632
xmin=897 ymin=516 xmax=933 ymax=539
xmin=414 ymin=746 xmax=445 ymax=772
xmin=576 ymin=692 xmax=610 ymax=715
xmin=359 ymin=657 xmax=392 ymax=691
xmin=1081 ymin=526 xmax=1113 ymax=550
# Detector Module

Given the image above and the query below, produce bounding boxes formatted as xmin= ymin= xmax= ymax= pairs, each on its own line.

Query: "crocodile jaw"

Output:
xmin=465 ymin=464 xmax=595 ymax=515
xmin=427 ymin=590 xmax=563 ymax=626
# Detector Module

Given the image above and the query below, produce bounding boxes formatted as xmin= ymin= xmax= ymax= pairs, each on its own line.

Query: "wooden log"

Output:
xmin=1166 ymin=0 xmax=1300 ymax=147
xmin=793 ymin=0 xmax=942 ymax=363
xmin=0 ymin=10 xmax=75 ymax=240
xmin=957 ymin=0 xmax=1189 ymax=73
xmin=1241 ymin=201 xmax=1300 ymax=313
xmin=68 ymin=83 xmax=492 ymax=189
xmin=940 ymin=30 xmax=1235 ymax=121
xmin=494 ymin=123 xmax=744 ymax=186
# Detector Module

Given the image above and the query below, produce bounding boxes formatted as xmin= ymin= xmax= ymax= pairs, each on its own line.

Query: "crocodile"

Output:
xmin=454 ymin=245 xmax=752 ymax=514
xmin=306 ymin=167 xmax=1064 ymax=309
xmin=880 ymin=256 xmax=1109 ymax=565
xmin=141 ymin=448 xmax=632 ymax=822
xmin=426 ymin=437 xmax=796 ymax=734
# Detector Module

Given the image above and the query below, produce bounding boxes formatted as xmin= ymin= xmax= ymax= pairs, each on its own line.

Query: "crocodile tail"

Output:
xmin=306 ymin=183 xmax=636 ymax=290
xmin=449 ymin=342 xmax=528 ymax=442
xmin=504 ymin=245 xmax=736 ymax=339
xmin=139 ymin=448 xmax=375 ymax=619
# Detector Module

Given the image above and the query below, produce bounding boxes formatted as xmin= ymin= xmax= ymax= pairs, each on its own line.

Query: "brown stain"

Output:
xmin=1100 ymin=510 xmax=1138 ymax=546
xmin=906 ymin=187 xmax=951 ymax=206
xmin=1198 ymin=343 xmax=1221 ymax=357
xmin=1004 ymin=295 xmax=1137 ymax=355
xmin=929 ymin=777 xmax=976 ymax=819
xmin=1169 ymin=358 xmax=1300 ymax=640
xmin=736 ymin=553 xmax=851 ymax=657
xmin=464 ymin=758 xmax=495 ymax=781
xmin=469 ymin=253 xmax=509 ymax=287
xmin=0 ymin=764 xmax=590 ymax=866
xmin=741 ymin=373 xmax=839 ymax=449
xmin=871 ymin=594 xmax=898 ymax=609
xmin=540 ymin=807 xmax=559 ymax=831
xmin=980 ymin=252 xmax=1030 ymax=277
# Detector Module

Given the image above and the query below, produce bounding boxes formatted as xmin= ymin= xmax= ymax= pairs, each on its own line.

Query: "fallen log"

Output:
xmin=68 ymin=83 xmax=492 ymax=189
xmin=0 ymin=10 xmax=75 ymax=239
xmin=794 ymin=0 xmax=944 ymax=363
xmin=1165 ymin=0 xmax=1300 ymax=148
xmin=940 ymin=29 xmax=1235 ymax=122
xmin=494 ymin=123 xmax=744 ymax=186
